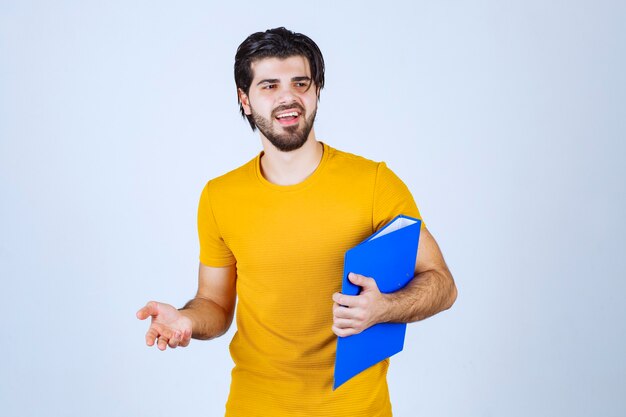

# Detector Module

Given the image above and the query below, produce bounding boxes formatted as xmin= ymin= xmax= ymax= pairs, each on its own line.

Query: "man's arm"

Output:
xmin=332 ymin=227 xmax=457 ymax=337
xmin=136 ymin=263 xmax=237 ymax=350
xmin=181 ymin=263 xmax=237 ymax=339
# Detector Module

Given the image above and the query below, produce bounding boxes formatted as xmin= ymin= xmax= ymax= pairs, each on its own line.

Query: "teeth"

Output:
xmin=276 ymin=111 xmax=299 ymax=118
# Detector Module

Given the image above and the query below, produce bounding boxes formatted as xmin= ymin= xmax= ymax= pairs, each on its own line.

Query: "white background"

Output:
xmin=1 ymin=1 xmax=624 ymax=416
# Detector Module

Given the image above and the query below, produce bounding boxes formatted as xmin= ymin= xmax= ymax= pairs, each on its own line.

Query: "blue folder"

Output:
xmin=333 ymin=214 xmax=422 ymax=390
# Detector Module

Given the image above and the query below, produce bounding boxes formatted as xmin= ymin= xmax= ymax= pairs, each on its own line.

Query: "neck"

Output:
xmin=259 ymin=131 xmax=323 ymax=186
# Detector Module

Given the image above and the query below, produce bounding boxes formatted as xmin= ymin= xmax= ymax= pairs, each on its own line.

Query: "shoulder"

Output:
xmin=325 ymin=145 xmax=410 ymax=194
xmin=325 ymin=144 xmax=383 ymax=177
xmin=203 ymin=155 xmax=258 ymax=195
xmin=324 ymin=144 xmax=404 ymax=189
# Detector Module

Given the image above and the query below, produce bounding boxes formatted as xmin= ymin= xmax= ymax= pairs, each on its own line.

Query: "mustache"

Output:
xmin=272 ymin=103 xmax=305 ymax=118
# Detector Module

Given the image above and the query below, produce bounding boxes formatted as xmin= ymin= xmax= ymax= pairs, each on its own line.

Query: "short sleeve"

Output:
xmin=372 ymin=162 xmax=425 ymax=232
xmin=197 ymin=181 xmax=236 ymax=267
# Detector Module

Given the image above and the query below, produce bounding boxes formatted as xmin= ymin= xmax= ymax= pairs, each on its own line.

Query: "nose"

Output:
xmin=276 ymin=85 xmax=298 ymax=105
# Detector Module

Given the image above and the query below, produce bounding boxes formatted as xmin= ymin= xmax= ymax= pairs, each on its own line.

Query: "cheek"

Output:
xmin=306 ymin=101 xmax=318 ymax=116
xmin=244 ymin=93 xmax=262 ymax=113
xmin=300 ymin=95 xmax=316 ymax=110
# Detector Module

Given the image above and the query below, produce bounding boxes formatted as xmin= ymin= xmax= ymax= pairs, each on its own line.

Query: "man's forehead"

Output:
xmin=250 ymin=56 xmax=311 ymax=81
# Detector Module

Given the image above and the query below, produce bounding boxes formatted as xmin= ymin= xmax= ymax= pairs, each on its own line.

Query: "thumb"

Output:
xmin=348 ymin=273 xmax=378 ymax=291
xmin=136 ymin=301 xmax=159 ymax=320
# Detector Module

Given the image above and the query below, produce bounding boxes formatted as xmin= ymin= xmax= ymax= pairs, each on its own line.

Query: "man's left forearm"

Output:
xmin=380 ymin=267 xmax=457 ymax=323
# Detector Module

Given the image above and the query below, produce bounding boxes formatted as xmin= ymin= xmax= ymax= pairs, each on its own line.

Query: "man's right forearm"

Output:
xmin=179 ymin=297 xmax=233 ymax=340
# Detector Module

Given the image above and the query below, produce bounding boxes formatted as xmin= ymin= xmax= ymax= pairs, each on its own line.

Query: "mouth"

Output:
xmin=274 ymin=109 xmax=301 ymax=126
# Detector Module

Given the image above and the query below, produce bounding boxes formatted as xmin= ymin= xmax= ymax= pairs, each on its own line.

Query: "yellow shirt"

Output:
xmin=198 ymin=143 xmax=423 ymax=417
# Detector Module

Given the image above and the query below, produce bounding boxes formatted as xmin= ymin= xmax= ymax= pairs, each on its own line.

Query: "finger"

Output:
xmin=332 ymin=325 xmax=356 ymax=338
xmin=333 ymin=303 xmax=354 ymax=319
xmin=332 ymin=293 xmax=341 ymax=305
xmin=348 ymin=273 xmax=378 ymax=290
xmin=168 ymin=331 xmax=182 ymax=349
xmin=336 ymin=306 xmax=366 ymax=322
xmin=136 ymin=301 xmax=159 ymax=320
xmin=145 ymin=327 xmax=160 ymax=346
xmin=147 ymin=323 xmax=177 ymax=348
xmin=157 ymin=336 xmax=169 ymax=351
xmin=334 ymin=323 xmax=365 ymax=337
xmin=179 ymin=329 xmax=192 ymax=347
xmin=332 ymin=292 xmax=359 ymax=308
xmin=150 ymin=323 xmax=178 ymax=341
xmin=333 ymin=318 xmax=355 ymax=329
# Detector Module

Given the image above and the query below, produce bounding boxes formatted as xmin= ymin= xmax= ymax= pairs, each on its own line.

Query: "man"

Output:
xmin=137 ymin=27 xmax=456 ymax=416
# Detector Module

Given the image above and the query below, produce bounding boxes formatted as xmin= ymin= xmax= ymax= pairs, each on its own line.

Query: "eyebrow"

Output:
xmin=256 ymin=76 xmax=312 ymax=86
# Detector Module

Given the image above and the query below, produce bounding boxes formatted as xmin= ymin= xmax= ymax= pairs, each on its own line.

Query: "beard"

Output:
xmin=251 ymin=103 xmax=317 ymax=152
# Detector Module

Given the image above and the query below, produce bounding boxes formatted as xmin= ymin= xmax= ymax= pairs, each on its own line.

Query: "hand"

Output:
xmin=136 ymin=301 xmax=193 ymax=351
xmin=331 ymin=273 xmax=389 ymax=337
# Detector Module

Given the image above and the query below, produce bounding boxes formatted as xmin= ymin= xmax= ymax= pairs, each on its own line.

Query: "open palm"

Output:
xmin=136 ymin=301 xmax=193 ymax=350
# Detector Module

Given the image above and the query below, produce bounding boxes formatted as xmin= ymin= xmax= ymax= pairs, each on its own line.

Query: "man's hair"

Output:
xmin=234 ymin=27 xmax=325 ymax=131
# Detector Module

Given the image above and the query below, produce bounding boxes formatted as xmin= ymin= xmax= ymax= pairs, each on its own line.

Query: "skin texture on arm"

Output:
xmin=332 ymin=227 xmax=457 ymax=337
xmin=136 ymin=263 xmax=237 ymax=350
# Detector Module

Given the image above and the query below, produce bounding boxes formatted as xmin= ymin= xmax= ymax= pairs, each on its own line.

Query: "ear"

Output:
xmin=238 ymin=88 xmax=252 ymax=115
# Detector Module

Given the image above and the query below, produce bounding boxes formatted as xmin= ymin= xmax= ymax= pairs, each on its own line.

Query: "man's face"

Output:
xmin=239 ymin=56 xmax=319 ymax=152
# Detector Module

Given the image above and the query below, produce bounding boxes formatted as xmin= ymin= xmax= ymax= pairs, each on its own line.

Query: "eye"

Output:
xmin=294 ymin=81 xmax=309 ymax=89
xmin=262 ymin=84 xmax=277 ymax=90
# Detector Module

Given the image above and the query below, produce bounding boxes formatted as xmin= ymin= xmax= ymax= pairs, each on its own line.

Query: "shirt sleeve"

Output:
xmin=197 ymin=181 xmax=236 ymax=267
xmin=372 ymin=162 xmax=426 ymax=232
